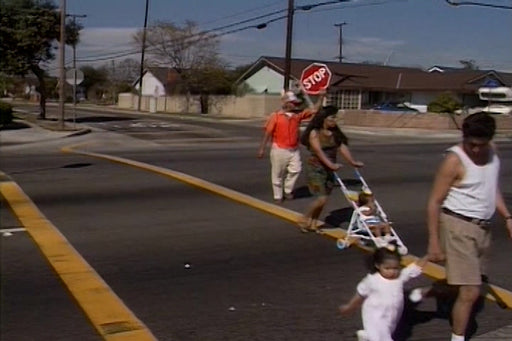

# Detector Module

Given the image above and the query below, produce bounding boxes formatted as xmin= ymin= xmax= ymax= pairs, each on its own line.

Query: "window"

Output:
xmin=333 ymin=90 xmax=361 ymax=109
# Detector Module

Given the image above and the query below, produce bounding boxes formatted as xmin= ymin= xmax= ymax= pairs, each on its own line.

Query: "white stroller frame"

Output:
xmin=333 ymin=169 xmax=408 ymax=255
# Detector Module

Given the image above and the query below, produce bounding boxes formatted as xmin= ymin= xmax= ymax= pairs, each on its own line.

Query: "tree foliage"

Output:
xmin=133 ymin=20 xmax=226 ymax=95
xmin=459 ymin=59 xmax=479 ymax=70
xmin=427 ymin=92 xmax=462 ymax=114
xmin=0 ymin=0 xmax=81 ymax=118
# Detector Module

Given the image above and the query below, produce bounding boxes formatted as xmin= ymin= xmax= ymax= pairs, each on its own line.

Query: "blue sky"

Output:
xmin=62 ymin=0 xmax=512 ymax=72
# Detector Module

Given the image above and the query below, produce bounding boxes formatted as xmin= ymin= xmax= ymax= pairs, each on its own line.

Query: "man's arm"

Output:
xmin=495 ymin=188 xmax=512 ymax=238
xmin=426 ymin=153 xmax=460 ymax=261
xmin=257 ymin=114 xmax=275 ymax=158
xmin=310 ymin=90 xmax=326 ymax=111
xmin=257 ymin=130 xmax=272 ymax=158
xmin=299 ymin=91 xmax=326 ymax=120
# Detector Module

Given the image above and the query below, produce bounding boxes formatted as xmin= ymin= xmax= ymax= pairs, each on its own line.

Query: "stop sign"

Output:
xmin=300 ymin=63 xmax=332 ymax=95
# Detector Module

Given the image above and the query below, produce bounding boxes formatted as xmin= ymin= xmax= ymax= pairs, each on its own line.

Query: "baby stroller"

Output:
xmin=333 ymin=169 xmax=408 ymax=255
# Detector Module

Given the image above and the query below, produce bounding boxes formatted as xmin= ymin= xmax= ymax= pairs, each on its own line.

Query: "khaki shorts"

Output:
xmin=440 ymin=213 xmax=491 ymax=286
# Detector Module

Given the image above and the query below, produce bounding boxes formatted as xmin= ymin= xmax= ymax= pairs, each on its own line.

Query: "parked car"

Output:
xmin=480 ymin=104 xmax=512 ymax=115
xmin=371 ymin=102 xmax=419 ymax=113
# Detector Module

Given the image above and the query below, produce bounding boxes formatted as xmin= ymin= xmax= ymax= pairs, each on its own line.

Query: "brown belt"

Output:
xmin=441 ymin=207 xmax=491 ymax=226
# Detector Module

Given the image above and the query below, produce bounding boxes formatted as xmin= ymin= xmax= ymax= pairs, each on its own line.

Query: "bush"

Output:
xmin=427 ymin=92 xmax=462 ymax=114
xmin=0 ymin=101 xmax=13 ymax=125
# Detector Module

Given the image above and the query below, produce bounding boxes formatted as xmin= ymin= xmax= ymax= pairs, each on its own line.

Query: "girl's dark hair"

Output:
xmin=366 ymin=246 xmax=402 ymax=273
xmin=300 ymin=105 xmax=348 ymax=147
xmin=462 ymin=112 xmax=496 ymax=140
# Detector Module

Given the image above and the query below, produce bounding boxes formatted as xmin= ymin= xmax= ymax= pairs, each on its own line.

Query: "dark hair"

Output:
xmin=367 ymin=246 xmax=401 ymax=273
xmin=358 ymin=192 xmax=372 ymax=206
xmin=462 ymin=112 xmax=496 ymax=140
xmin=300 ymin=105 xmax=348 ymax=147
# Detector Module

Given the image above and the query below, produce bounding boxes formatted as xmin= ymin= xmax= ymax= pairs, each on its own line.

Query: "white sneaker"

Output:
xmin=356 ymin=329 xmax=368 ymax=341
xmin=409 ymin=288 xmax=423 ymax=303
xmin=383 ymin=234 xmax=394 ymax=242
xmin=374 ymin=237 xmax=388 ymax=248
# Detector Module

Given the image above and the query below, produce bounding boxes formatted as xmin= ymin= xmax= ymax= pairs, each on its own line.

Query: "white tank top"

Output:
xmin=442 ymin=145 xmax=500 ymax=220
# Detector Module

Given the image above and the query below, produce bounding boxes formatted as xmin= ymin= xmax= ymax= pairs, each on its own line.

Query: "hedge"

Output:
xmin=0 ymin=101 xmax=13 ymax=125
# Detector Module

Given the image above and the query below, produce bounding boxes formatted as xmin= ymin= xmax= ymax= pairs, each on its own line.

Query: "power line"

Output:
xmin=63 ymin=9 xmax=289 ymax=64
xmin=445 ymin=0 xmax=512 ymax=9
xmin=48 ymin=0 xmax=401 ymax=68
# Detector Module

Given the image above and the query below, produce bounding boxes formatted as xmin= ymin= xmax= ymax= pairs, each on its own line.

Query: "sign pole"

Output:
xmin=72 ymin=44 xmax=77 ymax=129
xmin=58 ymin=0 xmax=66 ymax=129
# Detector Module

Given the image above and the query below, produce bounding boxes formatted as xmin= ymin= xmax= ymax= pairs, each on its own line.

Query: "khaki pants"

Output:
xmin=269 ymin=147 xmax=301 ymax=200
xmin=440 ymin=213 xmax=491 ymax=286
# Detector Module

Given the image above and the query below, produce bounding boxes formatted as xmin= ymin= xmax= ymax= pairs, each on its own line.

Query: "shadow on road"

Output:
xmin=394 ymin=280 xmax=486 ymax=341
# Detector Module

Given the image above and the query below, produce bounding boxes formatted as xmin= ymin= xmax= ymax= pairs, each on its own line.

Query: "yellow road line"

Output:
xmin=61 ymin=145 xmax=512 ymax=309
xmin=0 ymin=180 xmax=158 ymax=341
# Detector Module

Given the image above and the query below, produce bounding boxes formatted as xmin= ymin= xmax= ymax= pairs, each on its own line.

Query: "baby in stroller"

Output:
xmin=357 ymin=190 xmax=393 ymax=246
xmin=334 ymin=170 xmax=408 ymax=255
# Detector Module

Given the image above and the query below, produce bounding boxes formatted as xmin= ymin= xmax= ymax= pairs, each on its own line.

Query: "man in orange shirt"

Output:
xmin=257 ymin=90 xmax=325 ymax=203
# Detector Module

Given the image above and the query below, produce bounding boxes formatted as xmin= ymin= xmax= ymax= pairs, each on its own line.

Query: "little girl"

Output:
xmin=339 ymin=246 xmax=428 ymax=341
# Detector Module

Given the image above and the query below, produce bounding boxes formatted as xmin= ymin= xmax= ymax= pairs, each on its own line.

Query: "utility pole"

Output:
xmin=58 ymin=0 xmax=66 ymax=129
xmin=334 ymin=22 xmax=347 ymax=63
xmin=283 ymin=0 xmax=294 ymax=90
xmin=66 ymin=13 xmax=86 ymax=128
xmin=111 ymin=59 xmax=116 ymax=105
xmin=137 ymin=0 xmax=150 ymax=111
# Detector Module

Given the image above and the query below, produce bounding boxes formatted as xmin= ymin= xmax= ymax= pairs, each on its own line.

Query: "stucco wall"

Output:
xmin=118 ymin=93 xmax=281 ymax=117
xmin=118 ymin=92 xmax=512 ymax=131
xmin=244 ymin=66 xmax=284 ymax=94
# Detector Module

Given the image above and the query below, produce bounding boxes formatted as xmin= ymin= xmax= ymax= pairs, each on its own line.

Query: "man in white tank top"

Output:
xmin=426 ymin=112 xmax=512 ymax=341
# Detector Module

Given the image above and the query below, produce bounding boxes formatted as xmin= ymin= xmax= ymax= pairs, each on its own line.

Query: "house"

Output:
xmin=133 ymin=67 xmax=183 ymax=96
xmin=234 ymin=56 xmax=512 ymax=112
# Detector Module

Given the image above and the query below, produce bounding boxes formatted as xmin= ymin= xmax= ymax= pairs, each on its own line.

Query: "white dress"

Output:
xmin=356 ymin=263 xmax=422 ymax=341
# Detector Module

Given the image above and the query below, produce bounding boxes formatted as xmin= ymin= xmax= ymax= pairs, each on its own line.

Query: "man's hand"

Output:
xmin=427 ymin=242 xmax=445 ymax=263
xmin=257 ymin=149 xmax=264 ymax=159
xmin=330 ymin=163 xmax=342 ymax=171
xmin=506 ymin=219 xmax=512 ymax=239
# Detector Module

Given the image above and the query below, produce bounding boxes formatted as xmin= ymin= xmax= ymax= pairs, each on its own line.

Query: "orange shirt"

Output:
xmin=264 ymin=109 xmax=314 ymax=149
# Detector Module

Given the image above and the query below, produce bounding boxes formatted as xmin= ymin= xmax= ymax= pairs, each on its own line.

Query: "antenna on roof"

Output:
xmin=384 ymin=51 xmax=393 ymax=66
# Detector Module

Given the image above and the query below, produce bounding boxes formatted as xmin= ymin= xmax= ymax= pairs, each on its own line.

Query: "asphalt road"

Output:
xmin=1 ymin=106 xmax=511 ymax=340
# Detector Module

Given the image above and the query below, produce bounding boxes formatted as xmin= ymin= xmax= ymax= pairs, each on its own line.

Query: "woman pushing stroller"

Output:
xmin=298 ymin=105 xmax=364 ymax=232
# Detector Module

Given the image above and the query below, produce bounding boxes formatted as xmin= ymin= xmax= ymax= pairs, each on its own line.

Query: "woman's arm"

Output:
xmin=339 ymin=144 xmax=364 ymax=168
xmin=309 ymin=130 xmax=341 ymax=170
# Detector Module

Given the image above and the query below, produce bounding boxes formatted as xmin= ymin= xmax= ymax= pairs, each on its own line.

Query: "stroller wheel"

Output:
xmin=398 ymin=245 xmax=408 ymax=255
xmin=336 ymin=239 xmax=350 ymax=250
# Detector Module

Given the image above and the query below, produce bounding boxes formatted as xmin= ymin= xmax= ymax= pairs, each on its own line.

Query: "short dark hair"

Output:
xmin=462 ymin=112 xmax=496 ymax=140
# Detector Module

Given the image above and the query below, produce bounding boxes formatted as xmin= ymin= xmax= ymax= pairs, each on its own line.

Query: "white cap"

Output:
xmin=281 ymin=91 xmax=300 ymax=103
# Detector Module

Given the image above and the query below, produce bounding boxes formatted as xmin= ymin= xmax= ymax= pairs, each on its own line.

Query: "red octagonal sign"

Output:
xmin=300 ymin=62 xmax=332 ymax=95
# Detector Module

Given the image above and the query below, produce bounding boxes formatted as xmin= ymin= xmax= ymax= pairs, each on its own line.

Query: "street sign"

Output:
xmin=66 ymin=68 xmax=84 ymax=85
xmin=300 ymin=63 xmax=332 ymax=95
